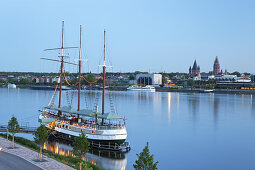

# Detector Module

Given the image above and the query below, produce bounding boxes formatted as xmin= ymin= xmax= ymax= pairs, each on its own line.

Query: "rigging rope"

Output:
xmin=93 ymin=90 xmax=100 ymax=112
xmin=81 ymin=74 xmax=102 ymax=84
xmin=63 ymin=69 xmax=79 ymax=87
xmin=83 ymin=90 xmax=89 ymax=109
xmin=47 ymin=79 xmax=59 ymax=106
xmin=106 ymin=78 xmax=117 ymax=114
xmin=66 ymin=90 xmax=71 ymax=107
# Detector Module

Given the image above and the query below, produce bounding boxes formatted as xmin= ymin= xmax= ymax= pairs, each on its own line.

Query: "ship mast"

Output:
xmin=78 ymin=25 xmax=82 ymax=112
xmin=43 ymin=21 xmax=78 ymax=110
xmin=59 ymin=21 xmax=64 ymax=108
xmin=102 ymin=29 xmax=106 ymax=124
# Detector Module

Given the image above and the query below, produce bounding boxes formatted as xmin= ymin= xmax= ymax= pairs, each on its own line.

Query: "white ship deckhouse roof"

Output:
xmin=98 ymin=112 xmax=123 ymax=120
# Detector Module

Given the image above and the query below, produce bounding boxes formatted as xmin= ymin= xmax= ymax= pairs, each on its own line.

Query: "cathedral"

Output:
xmin=213 ymin=56 xmax=220 ymax=75
xmin=189 ymin=60 xmax=200 ymax=77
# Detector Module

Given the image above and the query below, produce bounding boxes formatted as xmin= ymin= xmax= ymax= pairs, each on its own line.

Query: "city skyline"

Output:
xmin=1 ymin=0 xmax=255 ymax=73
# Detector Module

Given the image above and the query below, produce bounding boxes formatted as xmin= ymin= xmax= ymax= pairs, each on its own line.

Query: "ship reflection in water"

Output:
xmin=43 ymin=139 xmax=127 ymax=170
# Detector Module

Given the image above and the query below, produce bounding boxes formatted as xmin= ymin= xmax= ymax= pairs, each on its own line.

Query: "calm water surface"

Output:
xmin=1 ymin=88 xmax=255 ymax=170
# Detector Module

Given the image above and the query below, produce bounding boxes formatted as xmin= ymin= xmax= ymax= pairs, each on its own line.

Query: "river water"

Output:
xmin=1 ymin=88 xmax=255 ymax=170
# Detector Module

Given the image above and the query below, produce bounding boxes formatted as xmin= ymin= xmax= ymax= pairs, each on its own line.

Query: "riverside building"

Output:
xmin=136 ymin=73 xmax=162 ymax=86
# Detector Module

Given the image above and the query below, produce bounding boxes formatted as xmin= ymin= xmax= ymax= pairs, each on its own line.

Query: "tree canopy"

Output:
xmin=34 ymin=125 xmax=49 ymax=162
xmin=7 ymin=116 xmax=20 ymax=149
xmin=187 ymin=79 xmax=194 ymax=87
xmin=34 ymin=125 xmax=49 ymax=145
xmin=73 ymin=132 xmax=90 ymax=170
xmin=7 ymin=116 xmax=19 ymax=136
xmin=133 ymin=142 xmax=159 ymax=170
xmin=73 ymin=132 xmax=90 ymax=159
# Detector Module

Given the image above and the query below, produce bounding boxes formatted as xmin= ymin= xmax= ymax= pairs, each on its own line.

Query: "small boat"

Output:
xmin=8 ymin=84 xmax=16 ymax=88
xmin=202 ymin=89 xmax=214 ymax=93
xmin=127 ymin=85 xmax=156 ymax=92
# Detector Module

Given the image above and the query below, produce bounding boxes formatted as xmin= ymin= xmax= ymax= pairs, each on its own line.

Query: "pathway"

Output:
xmin=0 ymin=137 xmax=74 ymax=170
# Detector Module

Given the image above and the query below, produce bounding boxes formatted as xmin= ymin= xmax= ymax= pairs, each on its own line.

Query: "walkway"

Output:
xmin=0 ymin=151 xmax=42 ymax=170
xmin=0 ymin=137 xmax=74 ymax=170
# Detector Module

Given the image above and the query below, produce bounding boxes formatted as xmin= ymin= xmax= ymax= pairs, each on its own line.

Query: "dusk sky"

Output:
xmin=1 ymin=0 xmax=255 ymax=73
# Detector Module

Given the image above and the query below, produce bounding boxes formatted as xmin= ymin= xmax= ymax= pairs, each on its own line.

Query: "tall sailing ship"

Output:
xmin=38 ymin=22 xmax=130 ymax=151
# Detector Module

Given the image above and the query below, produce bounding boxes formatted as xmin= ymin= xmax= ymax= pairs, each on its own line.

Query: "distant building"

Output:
xmin=213 ymin=56 xmax=220 ymax=75
xmin=251 ymin=74 xmax=255 ymax=82
xmin=0 ymin=75 xmax=8 ymax=81
xmin=128 ymin=80 xmax=137 ymax=85
xmin=189 ymin=60 xmax=200 ymax=77
xmin=208 ymin=75 xmax=237 ymax=81
xmin=136 ymin=73 xmax=162 ymax=86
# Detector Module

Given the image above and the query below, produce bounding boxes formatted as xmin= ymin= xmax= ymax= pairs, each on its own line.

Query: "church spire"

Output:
xmin=213 ymin=56 xmax=220 ymax=75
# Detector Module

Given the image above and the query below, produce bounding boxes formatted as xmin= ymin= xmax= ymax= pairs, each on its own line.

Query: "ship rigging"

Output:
xmin=38 ymin=21 xmax=130 ymax=151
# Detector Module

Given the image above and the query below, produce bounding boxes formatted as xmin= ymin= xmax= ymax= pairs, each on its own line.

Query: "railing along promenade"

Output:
xmin=0 ymin=125 xmax=37 ymax=134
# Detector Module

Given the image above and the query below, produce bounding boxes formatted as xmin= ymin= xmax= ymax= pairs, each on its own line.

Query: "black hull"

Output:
xmin=49 ymin=131 xmax=129 ymax=151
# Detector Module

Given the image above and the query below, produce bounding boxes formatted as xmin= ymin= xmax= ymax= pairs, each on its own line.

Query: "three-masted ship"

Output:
xmin=38 ymin=21 xmax=130 ymax=151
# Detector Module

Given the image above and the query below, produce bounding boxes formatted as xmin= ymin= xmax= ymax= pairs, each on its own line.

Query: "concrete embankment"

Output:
xmin=0 ymin=137 xmax=74 ymax=170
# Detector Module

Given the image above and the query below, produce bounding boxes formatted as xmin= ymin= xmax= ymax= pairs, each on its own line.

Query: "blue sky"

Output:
xmin=1 ymin=0 xmax=255 ymax=73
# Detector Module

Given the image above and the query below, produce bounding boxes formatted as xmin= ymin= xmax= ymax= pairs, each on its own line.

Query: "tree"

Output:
xmin=18 ymin=78 xmax=29 ymax=84
xmin=133 ymin=142 xmax=159 ymax=170
xmin=129 ymin=75 xmax=135 ymax=80
xmin=72 ymin=132 xmax=90 ymax=170
xmin=187 ymin=79 xmax=194 ymax=87
xmin=7 ymin=78 xmax=17 ymax=84
xmin=34 ymin=125 xmax=49 ymax=162
xmin=162 ymin=77 xmax=167 ymax=85
xmin=86 ymin=74 xmax=96 ymax=83
xmin=231 ymin=71 xmax=241 ymax=77
xmin=0 ymin=79 xmax=6 ymax=84
xmin=7 ymin=116 xmax=20 ymax=149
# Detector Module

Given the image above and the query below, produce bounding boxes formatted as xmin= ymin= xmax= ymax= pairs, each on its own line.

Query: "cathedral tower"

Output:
xmin=213 ymin=56 xmax=220 ymax=75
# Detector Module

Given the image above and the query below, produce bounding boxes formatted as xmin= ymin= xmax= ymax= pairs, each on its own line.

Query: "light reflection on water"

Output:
xmin=43 ymin=139 xmax=127 ymax=170
xmin=2 ymin=88 xmax=255 ymax=169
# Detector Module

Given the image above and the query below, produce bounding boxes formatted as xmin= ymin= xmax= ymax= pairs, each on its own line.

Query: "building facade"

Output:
xmin=136 ymin=73 xmax=162 ymax=86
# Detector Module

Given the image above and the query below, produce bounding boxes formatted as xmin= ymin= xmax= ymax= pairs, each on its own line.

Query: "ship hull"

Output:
xmin=44 ymin=120 xmax=127 ymax=151
xmin=49 ymin=130 xmax=127 ymax=151
xmin=50 ymin=131 xmax=125 ymax=145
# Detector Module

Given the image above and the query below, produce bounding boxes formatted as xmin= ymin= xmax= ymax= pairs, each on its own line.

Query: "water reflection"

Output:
xmin=213 ymin=96 xmax=219 ymax=126
xmin=251 ymin=94 xmax=253 ymax=107
xmin=176 ymin=93 xmax=180 ymax=112
xmin=44 ymin=139 xmax=127 ymax=170
xmin=168 ymin=93 xmax=171 ymax=124
xmin=188 ymin=94 xmax=200 ymax=121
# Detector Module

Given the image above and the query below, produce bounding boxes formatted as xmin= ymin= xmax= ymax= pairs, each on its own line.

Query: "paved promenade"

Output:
xmin=0 ymin=137 xmax=74 ymax=170
xmin=0 ymin=151 xmax=42 ymax=170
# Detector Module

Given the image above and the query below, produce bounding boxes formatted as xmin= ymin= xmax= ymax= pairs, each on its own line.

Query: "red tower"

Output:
xmin=213 ymin=56 xmax=220 ymax=75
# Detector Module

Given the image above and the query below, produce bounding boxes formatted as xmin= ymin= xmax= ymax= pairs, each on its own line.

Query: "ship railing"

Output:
xmin=56 ymin=122 xmax=124 ymax=131
xmin=90 ymin=141 xmax=131 ymax=151
xmin=97 ymin=125 xmax=124 ymax=130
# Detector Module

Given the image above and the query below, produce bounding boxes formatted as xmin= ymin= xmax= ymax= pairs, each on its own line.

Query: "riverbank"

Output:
xmin=4 ymin=85 xmax=255 ymax=95
xmin=0 ymin=134 xmax=100 ymax=170
xmin=156 ymin=87 xmax=255 ymax=94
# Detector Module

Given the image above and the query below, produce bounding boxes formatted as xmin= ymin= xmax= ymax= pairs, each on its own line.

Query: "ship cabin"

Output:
xmin=40 ymin=104 xmax=125 ymax=131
